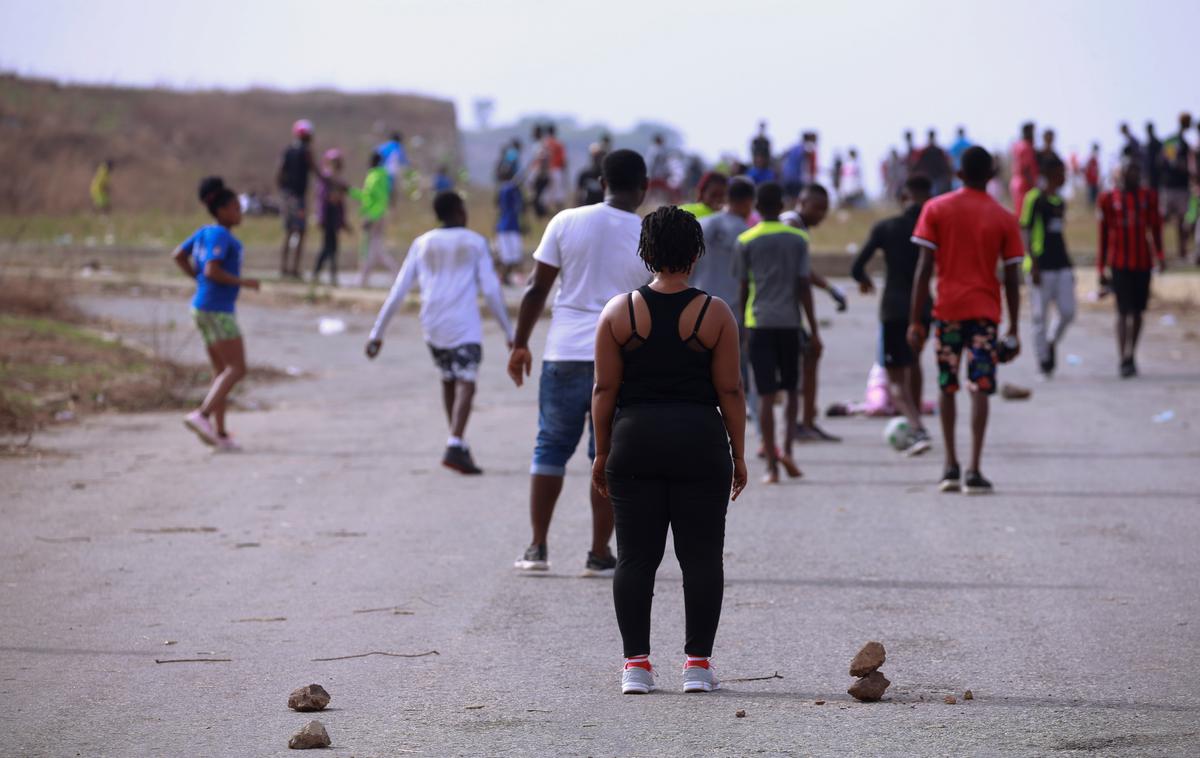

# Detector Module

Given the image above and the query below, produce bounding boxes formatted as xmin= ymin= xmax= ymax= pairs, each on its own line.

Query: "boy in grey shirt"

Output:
xmin=693 ymin=176 xmax=756 ymax=306
xmin=732 ymin=182 xmax=818 ymax=484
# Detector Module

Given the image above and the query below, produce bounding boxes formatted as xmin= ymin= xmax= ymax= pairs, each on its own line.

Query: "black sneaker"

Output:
xmin=442 ymin=445 xmax=482 ymax=475
xmin=963 ymin=470 xmax=993 ymax=495
xmin=903 ymin=428 xmax=932 ymax=457
xmin=1119 ymin=358 xmax=1136 ymax=379
xmin=514 ymin=543 xmax=549 ymax=571
xmin=582 ymin=550 xmax=617 ymax=578
xmin=1048 ymin=342 xmax=1057 ymax=373
xmin=939 ymin=464 xmax=961 ymax=493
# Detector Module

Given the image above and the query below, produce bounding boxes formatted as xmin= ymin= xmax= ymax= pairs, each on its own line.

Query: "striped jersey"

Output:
xmin=1097 ymin=188 xmax=1163 ymax=272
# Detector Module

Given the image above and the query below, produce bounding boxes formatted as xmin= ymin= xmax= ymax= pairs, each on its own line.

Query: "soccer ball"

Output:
xmin=883 ymin=417 xmax=910 ymax=451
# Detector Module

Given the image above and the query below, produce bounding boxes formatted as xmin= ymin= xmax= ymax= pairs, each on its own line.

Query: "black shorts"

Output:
xmin=880 ymin=319 xmax=925 ymax=368
xmin=749 ymin=328 xmax=802 ymax=395
xmin=1111 ymin=269 xmax=1151 ymax=315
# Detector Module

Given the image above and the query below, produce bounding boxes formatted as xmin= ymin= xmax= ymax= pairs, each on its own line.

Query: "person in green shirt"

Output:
xmin=350 ymin=152 xmax=399 ymax=288
xmin=1020 ymin=157 xmax=1075 ymax=377
xmin=679 ymin=172 xmax=728 ymax=220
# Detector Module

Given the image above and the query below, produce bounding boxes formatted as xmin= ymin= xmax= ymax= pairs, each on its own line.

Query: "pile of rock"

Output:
xmin=288 ymin=684 xmax=332 ymax=749
xmin=847 ymin=641 xmax=890 ymax=702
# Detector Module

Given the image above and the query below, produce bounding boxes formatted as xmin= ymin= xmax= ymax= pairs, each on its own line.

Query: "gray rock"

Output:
xmin=288 ymin=720 xmax=331 ymax=749
xmin=847 ymin=671 xmax=891 ymax=702
xmin=849 ymin=641 xmax=886 ymax=677
xmin=288 ymin=684 xmax=331 ymax=712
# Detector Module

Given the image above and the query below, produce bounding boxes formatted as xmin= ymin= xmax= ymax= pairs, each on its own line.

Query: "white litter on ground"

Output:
xmin=317 ymin=317 xmax=346 ymax=336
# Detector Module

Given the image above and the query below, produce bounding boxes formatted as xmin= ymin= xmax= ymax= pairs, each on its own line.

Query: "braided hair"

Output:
xmin=637 ymin=205 xmax=705 ymax=274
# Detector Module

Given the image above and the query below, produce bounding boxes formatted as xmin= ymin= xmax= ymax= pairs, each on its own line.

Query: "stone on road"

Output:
xmin=288 ymin=684 xmax=331 ymax=712
xmin=848 ymin=671 xmax=891 ymax=702
xmin=287 ymin=720 xmax=331 ymax=750
xmin=849 ymin=640 xmax=886 ymax=677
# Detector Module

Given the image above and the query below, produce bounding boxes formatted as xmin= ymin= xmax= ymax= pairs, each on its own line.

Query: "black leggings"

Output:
xmin=606 ymin=404 xmax=732 ymax=658
xmin=312 ymin=224 xmax=339 ymax=284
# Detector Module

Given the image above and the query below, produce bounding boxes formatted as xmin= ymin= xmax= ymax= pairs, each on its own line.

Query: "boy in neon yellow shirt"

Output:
xmin=1020 ymin=157 xmax=1074 ymax=378
xmin=350 ymin=153 xmax=399 ymax=287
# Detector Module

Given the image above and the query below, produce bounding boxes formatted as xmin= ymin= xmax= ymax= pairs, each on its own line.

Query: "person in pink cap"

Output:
xmin=276 ymin=119 xmax=314 ymax=279
xmin=312 ymin=148 xmax=351 ymax=286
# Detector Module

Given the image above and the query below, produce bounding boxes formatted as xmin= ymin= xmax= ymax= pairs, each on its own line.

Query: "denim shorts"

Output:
xmin=531 ymin=360 xmax=595 ymax=476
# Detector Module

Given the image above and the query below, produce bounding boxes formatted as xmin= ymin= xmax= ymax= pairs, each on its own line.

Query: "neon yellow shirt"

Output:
xmin=679 ymin=202 xmax=714 ymax=219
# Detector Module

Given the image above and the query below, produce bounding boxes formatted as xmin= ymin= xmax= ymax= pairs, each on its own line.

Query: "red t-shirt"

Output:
xmin=1011 ymin=140 xmax=1038 ymax=191
xmin=911 ymin=188 xmax=1023 ymax=323
xmin=546 ymin=138 xmax=566 ymax=169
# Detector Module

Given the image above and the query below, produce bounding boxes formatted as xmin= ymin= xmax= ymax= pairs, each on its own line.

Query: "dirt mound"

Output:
xmin=0 ymin=74 xmax=459 ymax=214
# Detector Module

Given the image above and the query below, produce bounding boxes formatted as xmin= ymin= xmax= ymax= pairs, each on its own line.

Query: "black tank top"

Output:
xmin=617 ymin=286 xmax=718 ymax=408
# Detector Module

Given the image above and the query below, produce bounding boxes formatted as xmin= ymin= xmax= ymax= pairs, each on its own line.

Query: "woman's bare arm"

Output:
xmin=590 ymin=296 xmax=627 ymax=498
xmin=707 ymin=298 xmax=748 ymax=501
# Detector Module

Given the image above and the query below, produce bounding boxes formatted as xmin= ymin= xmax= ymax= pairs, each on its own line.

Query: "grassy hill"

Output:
xmin=0 ymin=74 xmax=459 ymax=214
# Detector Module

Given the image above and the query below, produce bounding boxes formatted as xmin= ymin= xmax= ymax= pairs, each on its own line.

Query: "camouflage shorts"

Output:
xmin=192 ymin=308 xmax=241 ymax=345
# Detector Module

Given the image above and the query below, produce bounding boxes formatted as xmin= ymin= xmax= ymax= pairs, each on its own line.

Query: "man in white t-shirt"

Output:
xmin=507 ymin=149 xmax=650 ymax=576
xmin=366 ymin=191 xmax=513 ymax=475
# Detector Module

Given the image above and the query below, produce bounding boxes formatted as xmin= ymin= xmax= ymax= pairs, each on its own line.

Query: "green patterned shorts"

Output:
xmin=191 ymin=308 xmax=241 ymax=345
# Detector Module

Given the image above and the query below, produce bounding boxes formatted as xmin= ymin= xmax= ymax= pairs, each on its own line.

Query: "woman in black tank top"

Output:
xmin=592 ymin=206 xmax=747 ymax=694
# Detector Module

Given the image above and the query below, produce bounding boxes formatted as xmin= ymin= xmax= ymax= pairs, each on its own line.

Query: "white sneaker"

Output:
xmin=622 ymin=660 xmax=656 ymax=694
xmin=683 ymin=660 xmax=719 ymax=693
xmin=183 ymin=411 xmax=217 ymax=446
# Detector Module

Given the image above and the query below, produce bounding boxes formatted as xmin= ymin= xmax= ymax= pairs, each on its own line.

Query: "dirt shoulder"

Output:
xmin=0 ymin=274 xmax=286 ymax=441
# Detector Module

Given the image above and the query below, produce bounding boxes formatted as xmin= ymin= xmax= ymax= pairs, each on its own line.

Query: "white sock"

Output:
xmin=447 ymin=436 xmax=464 ymax=449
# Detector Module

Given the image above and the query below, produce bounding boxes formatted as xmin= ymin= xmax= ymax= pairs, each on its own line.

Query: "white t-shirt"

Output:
xmin=533 ymin=203 xmax=648 ymax=362
xmin=370 ymin=227 xmax=513 ymax=349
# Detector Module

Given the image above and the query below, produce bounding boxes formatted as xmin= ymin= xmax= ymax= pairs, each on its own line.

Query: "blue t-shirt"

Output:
xmin=781 ymin=145 xmax=805 ymax=183
xmin=181 ymin=225 xmax=243 ymax=313
xmin=376 ymin=140 xmax=409 ymax=176
xmin=497 ymin=182 xmax=522 ymax=232
xmin=748 ymin=165 xmax=778 ymax=185
xmin=949 ymin=137 xmax=973 ymax=169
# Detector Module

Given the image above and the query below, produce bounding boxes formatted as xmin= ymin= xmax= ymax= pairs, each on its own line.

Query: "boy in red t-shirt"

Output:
xmin=909 ymin=146 xmax=1024 ymax=495
xmin=544 ymin=124 xmax=568 ymax=214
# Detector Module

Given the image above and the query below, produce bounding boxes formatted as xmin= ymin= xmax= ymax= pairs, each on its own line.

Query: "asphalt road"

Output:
xmin=2 ymin=284 xmax=1199 ymax=757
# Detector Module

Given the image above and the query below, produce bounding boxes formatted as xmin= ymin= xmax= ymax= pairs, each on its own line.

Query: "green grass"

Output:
xmin=0 ymin=194 xmax=1104 ymax=264
xmin=0 ymin=313 xmax=163 ymax=433
xmin=0 ymin=314 xmax=114 ymax=345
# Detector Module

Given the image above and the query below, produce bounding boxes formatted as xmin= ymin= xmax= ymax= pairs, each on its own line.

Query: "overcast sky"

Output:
xmin=3 ymin=0 xmax=1197 ymax=182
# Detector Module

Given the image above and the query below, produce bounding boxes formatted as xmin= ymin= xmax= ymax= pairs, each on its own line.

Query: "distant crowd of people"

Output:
xmin=164 ymin=100 xmax=1184 ymax=695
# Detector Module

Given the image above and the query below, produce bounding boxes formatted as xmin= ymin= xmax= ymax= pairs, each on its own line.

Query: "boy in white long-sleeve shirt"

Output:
xmin=366 ymin=191 xmax=514 ymax=474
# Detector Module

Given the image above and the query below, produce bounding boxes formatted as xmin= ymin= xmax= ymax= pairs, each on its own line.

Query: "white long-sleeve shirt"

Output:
xmin=369 ymin=227 xmax=513 ymax=349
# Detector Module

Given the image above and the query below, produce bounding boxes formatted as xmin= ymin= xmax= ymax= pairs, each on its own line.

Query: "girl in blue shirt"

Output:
xmin=171 ymin=177 xmax=260 ymax=451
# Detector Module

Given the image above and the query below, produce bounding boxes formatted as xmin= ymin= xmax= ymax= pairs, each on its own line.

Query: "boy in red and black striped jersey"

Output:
xmin=1097 ymin=158 xmax=1165 ymax=378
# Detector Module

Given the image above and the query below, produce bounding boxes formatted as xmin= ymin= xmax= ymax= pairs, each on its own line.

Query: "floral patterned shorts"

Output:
xmin=934 ymin=319 xmax=998 ymax=395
